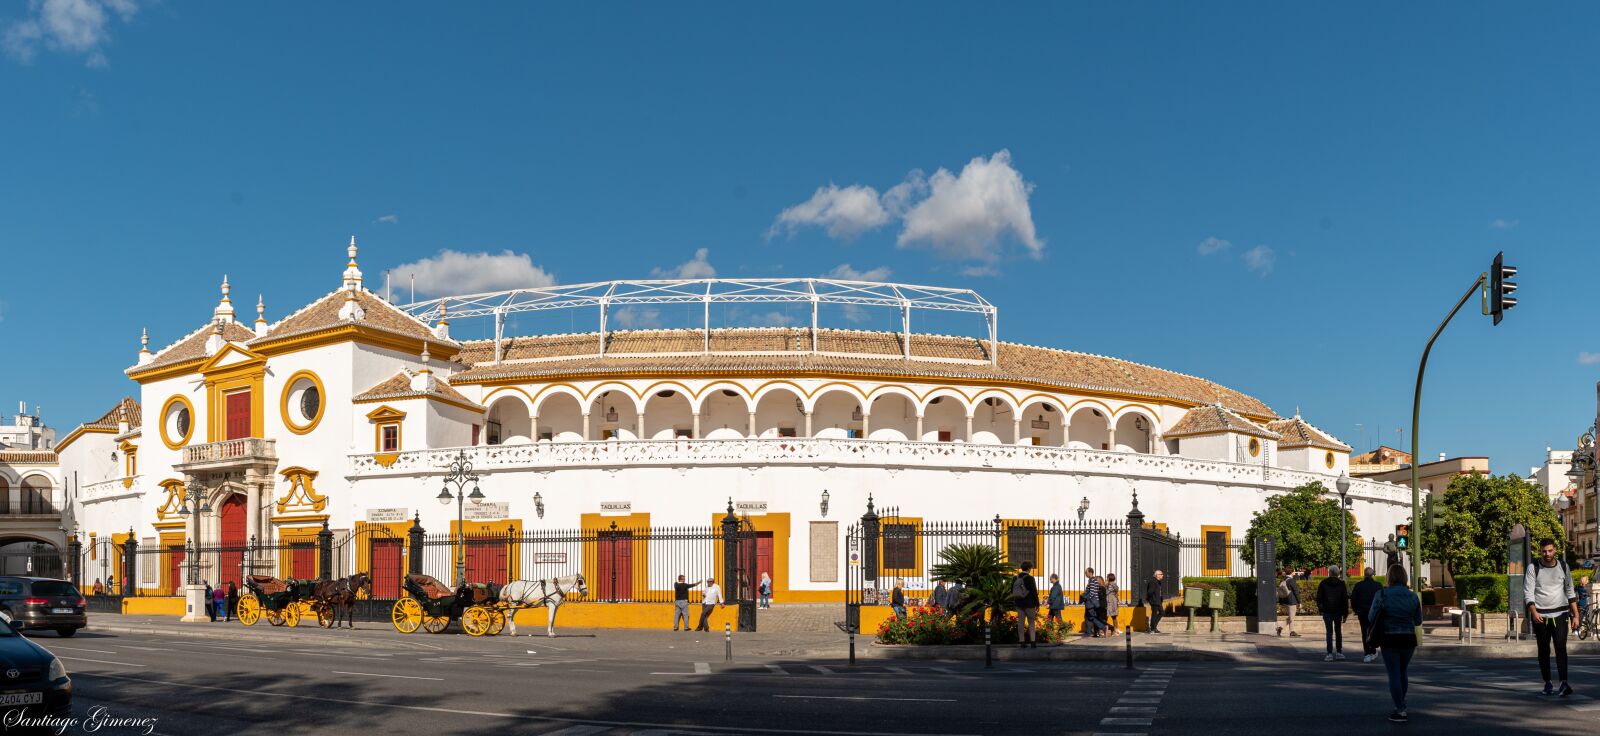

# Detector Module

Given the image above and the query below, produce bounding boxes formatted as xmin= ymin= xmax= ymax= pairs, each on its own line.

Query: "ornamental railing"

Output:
xmin=82 ymin=476 xmax=139 ymax=501
xmin=348 ymin=438 xmax=1410 ymax=502
xmin=180 ymin=438 xmax=277 ymax=466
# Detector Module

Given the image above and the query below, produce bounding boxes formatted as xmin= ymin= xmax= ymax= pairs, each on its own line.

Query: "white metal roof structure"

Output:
xmin=400 ymin=278 xmax=1001 ymax=365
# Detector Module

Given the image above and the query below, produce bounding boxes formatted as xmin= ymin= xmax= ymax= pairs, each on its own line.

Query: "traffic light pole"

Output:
xmin=1409 ymin=272 xmax=1486 ymax=590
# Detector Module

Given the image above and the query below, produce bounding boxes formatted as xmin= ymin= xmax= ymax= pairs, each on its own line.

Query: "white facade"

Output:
xmin=61 ymin=244 xmax=1414 ymax=597
xmin=0 ymin=402 xmax=54 ymax=450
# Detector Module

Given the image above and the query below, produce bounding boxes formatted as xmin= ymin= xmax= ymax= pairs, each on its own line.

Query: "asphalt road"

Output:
xmin=11 ymin=627 xmax=1600 ymax=735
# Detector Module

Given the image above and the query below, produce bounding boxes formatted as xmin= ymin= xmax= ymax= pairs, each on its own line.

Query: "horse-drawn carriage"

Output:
xmin=391 ymin=573 xmax=505 ymax=635
xmin=237 ymin=575 xmax=327 ymax=627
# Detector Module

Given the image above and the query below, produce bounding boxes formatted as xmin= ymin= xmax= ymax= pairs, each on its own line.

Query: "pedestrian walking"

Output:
xmin=1046 ymin=574 xmax=1065 ymax=624
xmin=1277 ymin=571 xmax=1301 ymax=637
xmin=890 ymin=579 xmax=907 ymax=620
xmin=758 ymin=572 xmax=773 ymax=610
xmin=1369 ymin=563 xmax=1423 ymax=722
xmin=695 ymin=577 xmax=723 ymax=632
xmin=226 ymin=581 xmax=239 ymax=622
xmin=1082 ymin=568 xmax=1104 ymax=637
xmin=91 ymin=578 xmax=104 ymax=596
xmin=204 ymin=581 xmax=215 ymax=621
xmin=672 ymin=574 xmax=704 ymax=631
xmin=1144 ymin=569 xmax=1166 ymax=633
xmin=1317 ymin=569 xmax=1350 ymax=660
xmin=1104 ymin=573 xmax=1121 ymax=636
xmin=930 ymin=580 xmax=950 ymax=612
xmin=1577 ymin=575 xmax=1591 ymax=627
xmin=212 ymin=584 xmax=227 ymax=624
xmin=1525 ymin=539 xmax=1578 ymax=697
xmin=1013 ymin=561 xmax=1039 ymax=648
xmin=1350 ymin=567 xmax=1383 ymax=663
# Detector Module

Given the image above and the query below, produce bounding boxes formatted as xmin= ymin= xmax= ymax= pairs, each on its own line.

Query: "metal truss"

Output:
xmin=401 ymin=278 xmax=1000 ymax=366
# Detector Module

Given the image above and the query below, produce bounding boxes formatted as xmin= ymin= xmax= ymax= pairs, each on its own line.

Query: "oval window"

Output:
xmin=282 ymin=371 xmax=326 ymax=433
xmin=1325 ymin=451 xmax=1336 ymax=469
xmin=175 ymin=407 xmax=191 ymax=438
xmin=299 ymin=385 xmax=321 ymax=422
xmin=1248 ymin=438 xmax=1261 ymax=457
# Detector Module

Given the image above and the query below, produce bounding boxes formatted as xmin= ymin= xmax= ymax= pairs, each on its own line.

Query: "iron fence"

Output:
xmin=1179 ymin=537 xmax=1391 ymax=579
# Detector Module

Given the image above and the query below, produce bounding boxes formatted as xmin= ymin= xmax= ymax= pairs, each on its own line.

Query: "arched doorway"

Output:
xmin=0 ymin=538 xmax=62 ymax=578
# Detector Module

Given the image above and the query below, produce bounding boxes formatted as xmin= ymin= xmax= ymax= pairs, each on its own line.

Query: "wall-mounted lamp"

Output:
xmin=533 ymin=491 xmax=545 ymax=519
xmin=820 ymin=489 xmax=830 ymax=518
xmin=1077 ymin=496 xmax=1090 ymax=521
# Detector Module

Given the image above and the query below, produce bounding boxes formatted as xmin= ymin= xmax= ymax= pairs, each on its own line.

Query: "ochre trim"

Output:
xmin=128 ymin=358 xmax=208 ymax=384
xmin=159 ymin=395 xmax=195 ymax=450
xmin=280 ymin=369 xmax=327 ymax=435
xmin=373 ymin=453 xmax=401 ymax=468
xmin=252 ymin=324 xmax=462 ymax=361
xmin=271 ymin=514 xmax=330 ymax=526
xmin=155 ymin=479 xmax=186 ymax=520
xmin=351 ymin=392 xmax=484 ymax=414
xmin=1199 ymin=524 xmax=1232 ymax=577
xmin=54 ymin=426 xmax=115 ymax=454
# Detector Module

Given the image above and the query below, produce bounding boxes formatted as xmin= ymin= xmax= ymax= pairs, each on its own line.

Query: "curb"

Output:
xmin=86 ymin=621 xmax=416 ymax=650
xmin=864 ymin=643 xmax=1239 ymax=662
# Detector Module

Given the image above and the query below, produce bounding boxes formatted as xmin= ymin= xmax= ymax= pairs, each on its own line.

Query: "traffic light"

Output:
xmin=1396 ymin=524 xmax=1410 ymax=550
xmin=1489 ymin=251 xmax=1518 ymax=325
xmin=1425 ymin=494 xmax=1445 ymax=532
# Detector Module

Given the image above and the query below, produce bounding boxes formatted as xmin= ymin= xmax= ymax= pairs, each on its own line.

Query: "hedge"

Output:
xmin=1454 ymin=574 xmax=1510 ymax=612
xmin=1182 ymin=576 xmax=1388 ymax=617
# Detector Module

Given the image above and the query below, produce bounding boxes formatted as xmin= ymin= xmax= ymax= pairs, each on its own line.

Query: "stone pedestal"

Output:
xmin=181 ymin=584 xmax=210 ymax=622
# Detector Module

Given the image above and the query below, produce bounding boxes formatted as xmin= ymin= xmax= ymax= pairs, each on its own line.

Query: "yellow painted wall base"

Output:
xmin=859 ymin=604 xmax=1171 ymax=635
xmin=122 ymin=597 xmax=186 ymax=616
xmin=509 ymin=602 xmax=736 ymax=631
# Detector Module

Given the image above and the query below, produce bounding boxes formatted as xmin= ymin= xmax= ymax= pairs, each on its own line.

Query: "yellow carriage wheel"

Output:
xmin=488 ymin=609 xmax=507 ymax=636
xmin=392 ymin=598 xmax=422 ymax=634
xmin=422 ymin=615 xmax=450 ymax=634
xmin=284 ymin=603 xmax=302 ymax=628
xmin=462 ymin=606 xmax=492 ymax=637
xmin=267 ymin=609 xmax=286 ymax=627
xmin=237 ymin=594 xmax=261 ymax=626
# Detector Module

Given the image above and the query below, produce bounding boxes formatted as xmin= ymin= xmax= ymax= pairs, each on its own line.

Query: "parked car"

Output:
xmin=0 ymin=616 xmax=71 ymax=718
xmin=0 ymin=578 xmax=86 ymax=638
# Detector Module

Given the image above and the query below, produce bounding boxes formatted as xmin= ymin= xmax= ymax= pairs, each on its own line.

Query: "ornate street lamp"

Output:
xmin=177 ymin=479 xmax=212 ymax=585
xmin=820 ymin=489 xmax=830 ymax=518
xmin=1077 ymin=496 xmax=1090 ymax=522
xmin=1336 ymin=472 xmax=1352 ymax=576
xmin=533 ymin=491 xmax=545 ymax=520
xmin=437 ymin=450 xmax=484 ymax=587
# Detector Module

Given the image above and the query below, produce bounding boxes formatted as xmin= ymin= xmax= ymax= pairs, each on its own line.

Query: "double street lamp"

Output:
xmin=176 ymin=479 xmax=211 ymax=585
xmin=436 ymin=450 xmax=485 ymax=587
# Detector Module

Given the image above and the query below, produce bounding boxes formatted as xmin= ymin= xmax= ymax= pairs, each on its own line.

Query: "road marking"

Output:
xmin=694 ymin=662 xmax=710 ymax=674
xmin=774 ymin=695 xmax=956 ymax=703
xmin=1100 ymin=718 xmax=1153 ymax=726
xmin=885 ymin=666 xmax=913 ymax=675
xmin=50 ymin=646 xmax=118 ymax=655
xmin=331 ymin=670 xmax=443 ymax=681
xmin=1091 ymin=733 xmax=1147 ymax=736
xmin=57 ymin=656 xmax=146 ymax=668
xmin=1110 ymin=707 xmax=1158 ymax=714
xmin=1118 ymin=698 xmax=1162 ymax=704
xmin=765 ymin=664 xmax=789 ymax=675
xmin=810 ymin=665 xmax=835 ymax=674
xmin=541 ymin=727 xmax=608 ymax=736
xmin=76 ymin=672 xmax=976 ymax=736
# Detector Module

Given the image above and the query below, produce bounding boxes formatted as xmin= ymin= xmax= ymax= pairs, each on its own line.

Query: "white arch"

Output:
xmin=753 ymin=386 xmax=806 ymax=438
xmin=691 ymin=382 xmax=756 ymax=414
xmin=583 ymin=382 xmax=645 ymax=415
xmin=1067 ymin=404 xmax=1111 ymax=450
xmin=917 ymin=387 xmax=973 ymax=417
xmin=805 ymin=383 xmax=869 ymax=414
xmin=864 ymin=385 xmax=922 ymax=414
xmin=811 ymin=387 xmax=868 ymax=439
xmin=1017 ymin=396 xmax=1066 ymax=446
xmin=535 ymin=392 xmax=585 ymax=442
xmin=530 ymin=385 xmax=587 ymax=417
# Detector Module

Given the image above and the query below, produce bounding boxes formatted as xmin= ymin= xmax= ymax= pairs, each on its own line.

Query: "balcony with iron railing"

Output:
xmin=176 ymin=438 xmax=277 ymax=472
xmin=348 ymin=437 xmax=1412 ymax=503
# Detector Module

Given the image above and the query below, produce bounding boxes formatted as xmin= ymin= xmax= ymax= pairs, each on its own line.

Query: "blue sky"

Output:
xmin=2 ymin=2 xmax=1596 ymax=475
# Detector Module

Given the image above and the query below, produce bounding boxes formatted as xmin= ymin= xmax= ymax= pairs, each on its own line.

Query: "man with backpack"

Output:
xmin=1316 ymin=569 xmax=1350 ymax=660
xmin=1277 ymin=571 xmax=1301 ymax=637
xmin=1013 ymin=561 xmax=1040 ymax=648
xmin=1525 ymin=539 xmax=1578 ymax=697
xmin=1350 ymin=567 xmax=1384 ymax=663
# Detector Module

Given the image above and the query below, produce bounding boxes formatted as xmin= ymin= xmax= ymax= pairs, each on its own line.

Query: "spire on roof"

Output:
xmin=411 ymin=341 xmax=438 ymax=392
xmin=338 ymin=288 xmax=366 ymax=322
xmin=213 ymin=275 xmax=235 ymax=323
xmin=433 ymin=301 xmax=450 ymax=340
xmin=137 ymin=327 xmax=153 ymax=366
xmin=254 ymin=294 xmax=269 ymax=337
xmin=342 ymin=236 xmax=364 ymax=290
xmin=205 ymin=321 xmax=226 ymax=356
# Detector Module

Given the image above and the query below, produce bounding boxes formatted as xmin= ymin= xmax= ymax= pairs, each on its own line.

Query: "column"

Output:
xmin=692 ymin=412 xmax=701 ymax=439
xmin=1062 ymin=420 xmax=1071 ymax=448
xmin=804 ymin=411 xmax=813 ymax=438
xmin=748 ymin=411 xmax=757 ymax=439
xmin=1012 ymin=417 xmax=1022 ymax=445
xmin=246 ymin=480 xmax=262 ymax=572
xmin=1106 ymin=426 xmax=1116 ymax=452
xmin=582 ymin=412 xmax=591 ymax=442
xmin=964 ymin=415 xmax=973 ymax=442
xmin=861 ymin=412 xmax=870 ymax=440
xmin=635 ymin=410 xmax=645 ymax=441
xmin=915 ymin=414 xmax=924 ymax=442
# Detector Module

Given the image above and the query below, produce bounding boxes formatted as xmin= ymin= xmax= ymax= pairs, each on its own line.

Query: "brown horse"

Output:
xmin=313 ymin=572 xmax=372 ymax=629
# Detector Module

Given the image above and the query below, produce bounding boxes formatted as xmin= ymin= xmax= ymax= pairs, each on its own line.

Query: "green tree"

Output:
xmin=1420 ymin=472 xmax=1562 ymax=578
xmin=1240 ymin=482 xmax=1363 ymax=571
xmin=929 ymin=543 xmax=1016 ymax=623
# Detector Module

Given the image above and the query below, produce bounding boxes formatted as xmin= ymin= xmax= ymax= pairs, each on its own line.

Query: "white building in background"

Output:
xmin=63 ymin=240 xmax=1414 ymax=601
xmin=0 ymin=403 xmax=54 ymax=450
xmin=1531 ymin=448 xmax=1575 ymax=501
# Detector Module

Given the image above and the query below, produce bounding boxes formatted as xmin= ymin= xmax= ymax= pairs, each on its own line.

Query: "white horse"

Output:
xmin=499 ymin=574 xmax=588 ymax=637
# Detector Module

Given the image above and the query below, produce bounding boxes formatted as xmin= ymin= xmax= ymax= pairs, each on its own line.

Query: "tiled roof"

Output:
xmin=353 ymin=371 xmax=482 ymax=408
xmin=254 ymin=288 xmax=451 ymax=346
xmin=82 ymin=397 xmax=142 ymax=431
xmin=0 ymin=451 xmax=58 ymax=465
xmin=1267 ymin=416 xmax=1352 ymax=452
xmin=1163 ymin=404 xmax=1279 ymax=440
xmin=134 ymin=321 xmax=258 ymax=372
xmin=448 ymin=328 xmax=1275 ymax=417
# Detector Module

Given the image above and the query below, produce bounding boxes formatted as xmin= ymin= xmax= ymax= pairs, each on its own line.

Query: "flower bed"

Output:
xmin=876 ymin=607 xmax=1075 ymax=645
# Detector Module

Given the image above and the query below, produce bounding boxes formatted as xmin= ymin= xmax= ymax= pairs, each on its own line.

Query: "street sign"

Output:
xmin=848 ymin=550 xmax=860 ymax=567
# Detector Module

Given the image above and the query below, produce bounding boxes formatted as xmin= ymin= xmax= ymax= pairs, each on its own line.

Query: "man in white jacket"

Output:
xmin=1525 ymin=539 xmax=1579 ymax=697
xmin=695 ymin=577 xmax=723 ymax=632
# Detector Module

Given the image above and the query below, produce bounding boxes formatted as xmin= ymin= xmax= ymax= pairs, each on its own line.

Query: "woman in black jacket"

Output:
xmin=1014 ymin=561 xmax=1040 ymax=648
xmin=1316 ymin=570 xmax=1350 ymax=660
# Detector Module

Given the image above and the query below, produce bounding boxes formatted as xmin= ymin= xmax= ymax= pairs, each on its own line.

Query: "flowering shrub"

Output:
xmin=876 ymin=607 xmax=1075 ymax=645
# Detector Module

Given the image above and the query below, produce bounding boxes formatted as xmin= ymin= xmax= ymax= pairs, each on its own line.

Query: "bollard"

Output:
xmin=1186 ymin=607 xmax=1195 ymax=632
xmin=984 ymin=624 xmax=993 ymax=669
xmin=725 ymin=622 xmax=733 ymax=662
xmin=1210 ymin=608 xmax=1220 ymax=633
xmin=849 ymin=627 xmax=856 ymax=666
xmin=1125 ymin=620 xmax=1133 ymax=669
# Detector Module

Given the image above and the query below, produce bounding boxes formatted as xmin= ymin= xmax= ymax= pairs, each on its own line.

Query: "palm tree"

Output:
xmin=930 ymin=543 xmax=1015 ymax=624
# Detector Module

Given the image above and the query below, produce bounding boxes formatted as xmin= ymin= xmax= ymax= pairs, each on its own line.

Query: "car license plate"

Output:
xmin=0 ymin=692 xmax=42 ymax=706
xmin=50 ymin=608 xmax=73 ymax=614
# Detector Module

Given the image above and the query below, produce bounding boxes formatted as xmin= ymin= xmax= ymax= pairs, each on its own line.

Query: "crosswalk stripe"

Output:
xmin=693 ymin=662 xmax=710 ymax=674
xmin=540 ymin=727 xmax=608 ymax=735
xmin=765 ymin=664 xmax=789 ymax=675
xmin=1100 ymin=717 xmax=1154 ymax=726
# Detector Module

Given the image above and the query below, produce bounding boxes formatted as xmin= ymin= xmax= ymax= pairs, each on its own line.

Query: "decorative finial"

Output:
xmin=433 ymin=301 xmax=451 ymax=339
xmin=221 ymin=275 xmax=231 ymax=299
xmin=348 ymin=236 xmax=358 ymax=264
xmin=140 ymin=328 xmax=149 ymax=352
xmin=212 ymin=275 xmax=236 ymax=323
xmin=342 ymin=236 xmax=364 ymax=290
xmin=256 ymin=294 xmax=265 ymax=319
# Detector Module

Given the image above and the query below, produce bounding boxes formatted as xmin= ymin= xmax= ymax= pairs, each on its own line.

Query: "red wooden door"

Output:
xmin=167 ymin=545 xmax=185 ymax=595
xmin=292 ymin=545 xmax=315 ymax=579
xmin=225 ymin=391 xmax=252 ymax=440
xmin=756 ymin=533 xmax=774 ymax=589
xmin=465 ymin=537 xmax=508 ymax=585
xmin=737 ymin=532 xmax=775 ymax=599
xmin=217 ymin=495 xmax=245 ymax=590
xmin=371 ymin=539 xmax=402 ymax=597
xmin=597 ymin=532 xmax=632 ymax=600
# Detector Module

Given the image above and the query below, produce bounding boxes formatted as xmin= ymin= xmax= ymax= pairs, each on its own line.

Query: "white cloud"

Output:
xmin=612 ymin=307 xmax=661 ymax=329
xmin=1242 ymin=245 xmax=1276 ymax=276
xmin=825 ymin=263 xmax=892 ymax=282
xmin=1197 ymin=236 xmax=1231 ymax=255
xmin=375 ymin=214 xmax=399 ymax=224
xmin=959 ymin=265 xmax=1001 ymax=277
xmin=389 ymin=249 xmax=556 ymax=298
xmin=1491 ymin=218 xmax=1520 ymax=230
xmin=771 ymin=150 xmax=1042 ymax=264
xmin=4 ymin=0 xmax=137 ymax=67
xmin=748 ymin=311 xmax=798 ymax=327
xmin=1580 ymin=352 xmax=1600 ymax=366
xmin=768 ymin=184 xmax=891 ymax=240
xmin=650 ymin=247 xmax=716 ymax=279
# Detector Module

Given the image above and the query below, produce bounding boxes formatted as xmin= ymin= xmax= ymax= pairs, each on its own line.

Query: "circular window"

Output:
xmin=281 ymin=370 xmax=326 ymax=435
xmin=1248 ymin=438 xmax=1261 ymax=457
xmin=160 ymin=395 xmax=195 ymax=450
xmin=1325 ymin=451 xmax=1336 ymax=469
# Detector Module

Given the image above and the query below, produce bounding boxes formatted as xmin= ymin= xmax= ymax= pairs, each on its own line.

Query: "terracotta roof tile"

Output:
xmin=255 ymin=289 xmax=450 ymax=346
xmin=1266 ymin=416 xmax=1352 ymax=452
xmin=1162 ymin=404 xmax=1279 ymax=440
xmin=354 ymin=371 xmax=482 ymax=408
xmin=0 ymin=450 xmax=58 ymax=464
xmin=82 ymin=397 xmax=142 ymax=430
xmin=133 ymin=321 xmax=258 ymax=373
